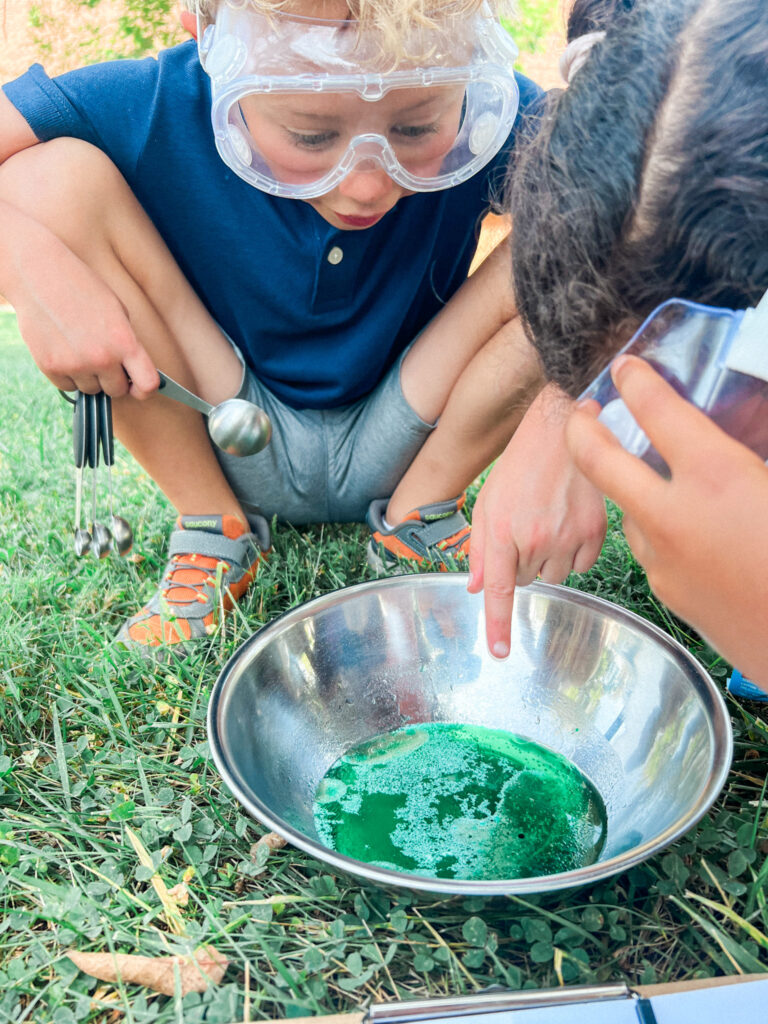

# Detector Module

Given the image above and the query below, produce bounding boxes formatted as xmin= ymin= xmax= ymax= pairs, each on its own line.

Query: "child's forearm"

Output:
xmin=0 ymin=88 xmax=61 ymax=303
xmin=421 ymin=238 xmax=518 ymax=351
xmin=0 ymin=188 xmax=156 ymax=398
xmin=0 ymin=196 xmax=61 ymax=303
xmin=0 ymin=92 xmax=73 ymax=317
xmin=0 ymin=89 xmax=38 ymax=164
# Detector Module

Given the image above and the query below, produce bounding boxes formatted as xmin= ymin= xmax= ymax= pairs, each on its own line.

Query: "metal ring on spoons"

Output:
xmin=156 ymin=370 xmax=272 ymax=457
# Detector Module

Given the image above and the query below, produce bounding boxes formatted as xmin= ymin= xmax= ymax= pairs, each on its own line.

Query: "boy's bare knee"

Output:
xmin=0 ymin=138 xmax=125 ymax=237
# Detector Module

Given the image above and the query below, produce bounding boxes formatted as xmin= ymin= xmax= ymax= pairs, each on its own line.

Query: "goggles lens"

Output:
xmin=199 ymin=3 xmax=520 ymax=197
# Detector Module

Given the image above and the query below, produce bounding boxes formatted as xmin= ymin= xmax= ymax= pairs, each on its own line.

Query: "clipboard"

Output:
xmin=268 ymin=975 xmax=768 ymax=1024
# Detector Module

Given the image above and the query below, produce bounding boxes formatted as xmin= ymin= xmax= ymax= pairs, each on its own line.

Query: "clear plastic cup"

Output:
xmin=579 ymin=292 xmax=768 ymax=474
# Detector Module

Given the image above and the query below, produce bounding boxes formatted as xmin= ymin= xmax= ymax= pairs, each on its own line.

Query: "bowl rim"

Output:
xmin=207 ymin=575 xmax=734 ymax=895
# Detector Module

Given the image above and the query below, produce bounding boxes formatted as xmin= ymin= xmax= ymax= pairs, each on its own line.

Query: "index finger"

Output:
xmin=480 ymin=528 xmax=520 ymax=659
xmin=566 ymin=401 xmax=667 ymax=520
xmin=610 ymin=355 xmax=721 ymax=468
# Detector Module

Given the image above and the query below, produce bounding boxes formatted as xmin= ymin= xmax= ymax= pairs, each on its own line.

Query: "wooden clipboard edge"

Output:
xmin=265 ymin=975 xmax=768 ymax=1024
xmin=269 ymin=1015 xmax=364 ymax=1024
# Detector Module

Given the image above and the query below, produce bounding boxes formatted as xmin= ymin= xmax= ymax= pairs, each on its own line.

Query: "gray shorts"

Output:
xmin=213 ymin=346 xmax=435 ymax=525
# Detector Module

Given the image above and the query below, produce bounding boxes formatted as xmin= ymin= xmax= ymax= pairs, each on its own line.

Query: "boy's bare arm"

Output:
xmin=400 ymin=239 xmax=528 ymax=425
xmin=0 ymin=93 xmax=157 ymax=397
xmin=451 ymin=238 xmax=518 ymax=337
xmin=0 ymin=91 xmax=38 ymax=161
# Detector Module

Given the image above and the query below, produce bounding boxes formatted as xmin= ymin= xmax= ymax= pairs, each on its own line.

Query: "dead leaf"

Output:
xmin=249 ymin=831 xmax=287 ymax=861
xmin=125 ymin=826 xmax=186 ymax=935
xmin=67 ymin=945 xmax=228 ymax=997
xmin=167 ymin=883 xmax=189 ymax=907
xmin=91 ymin=986 xmax=124 ymax=1014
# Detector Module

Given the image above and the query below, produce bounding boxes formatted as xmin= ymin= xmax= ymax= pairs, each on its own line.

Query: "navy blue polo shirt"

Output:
xmin=4 ymin=42 xmax=540 ymax=409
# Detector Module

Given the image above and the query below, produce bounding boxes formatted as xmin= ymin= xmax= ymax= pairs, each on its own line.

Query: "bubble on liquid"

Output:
xmin=315 ymin=778 xmax=348 ymax=804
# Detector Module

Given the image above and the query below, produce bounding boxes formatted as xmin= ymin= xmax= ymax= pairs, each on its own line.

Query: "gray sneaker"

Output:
xmin=366 ymin=494 xmax=471 ymax=571
xmin=116 ymin=513 xmax=270 ymax=656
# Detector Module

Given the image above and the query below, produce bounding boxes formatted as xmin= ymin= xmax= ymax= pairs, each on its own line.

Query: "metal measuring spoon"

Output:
xmin=72 ymin=391 xmax=91 ymax=557
xmin=97 ymin=393 xmax=133 ymax=556
xmin=92 ymin=521 xmax=113 ymax=559
xmin=85 ymin=393 xmax=112 ymax=560
xmin=156 ymin=370 xmax=272 ymax=457
xmin=110 ymin=515 xmax=134 ymax=557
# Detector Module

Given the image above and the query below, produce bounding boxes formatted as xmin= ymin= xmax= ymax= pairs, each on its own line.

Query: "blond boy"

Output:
xmin=0 ymin=0 xmax=542 ymax=654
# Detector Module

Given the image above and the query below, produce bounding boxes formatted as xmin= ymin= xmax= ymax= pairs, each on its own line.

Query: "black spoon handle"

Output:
xmin=73 ymin=390 xmax=88 ymax=469
xmin=85 ymin=393 xmax=100 ymax=469
xmin=97 ymin=393 xmax=114 ymax=468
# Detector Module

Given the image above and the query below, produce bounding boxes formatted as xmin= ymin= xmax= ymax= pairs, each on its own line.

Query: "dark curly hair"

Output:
xmin=509 ymin=0 xmax=768 ymax=397
xmin=565 ymin=0 xmax=636 ymax=40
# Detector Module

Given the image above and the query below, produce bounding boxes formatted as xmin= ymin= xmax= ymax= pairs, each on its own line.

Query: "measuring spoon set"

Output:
xmin=69 ymin=370 xmax=271 ymax=559
xmin=72 ymin=391 xmax=133 ymax=559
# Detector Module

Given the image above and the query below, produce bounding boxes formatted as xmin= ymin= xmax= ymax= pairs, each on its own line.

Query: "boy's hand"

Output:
xmin=468 ymin=383 xmax=607 ymax=657
xmin=2 ymin=200 xmax=158 ymax=398
xmin=566 ymin=355 xmax=768 ymax=691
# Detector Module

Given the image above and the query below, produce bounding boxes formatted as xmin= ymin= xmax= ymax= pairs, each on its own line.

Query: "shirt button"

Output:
xmin=327 ymin=246 xmax=344 ymax=265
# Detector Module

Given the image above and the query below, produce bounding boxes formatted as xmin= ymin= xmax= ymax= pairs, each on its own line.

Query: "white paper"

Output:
xmin=428 ymin=1001 xmax=637 ymax=1024
xmin=424 ymin=979 xmax=768 ymax=1024
xmin=725 ymin=290 xmax=768 ymax=383
xmin=650 ymin=977 xmax=768 ymax=1024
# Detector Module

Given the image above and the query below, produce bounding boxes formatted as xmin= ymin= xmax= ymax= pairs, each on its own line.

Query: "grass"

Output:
xmin=4 ymin=4 xmax=765 ymax=1021
xmin=2 ymin=306 xmax=768 ymax=1023
xmin=509 ymin=0 xmax=562 ymax=55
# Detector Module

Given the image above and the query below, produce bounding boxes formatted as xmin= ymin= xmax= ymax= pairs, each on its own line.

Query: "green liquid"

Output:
xmin=313 ymin=723 xmax=607 ymax=880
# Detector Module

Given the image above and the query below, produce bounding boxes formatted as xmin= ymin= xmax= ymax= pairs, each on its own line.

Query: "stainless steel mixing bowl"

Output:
xmin=208 ymin=575 xmax=732 ymax=895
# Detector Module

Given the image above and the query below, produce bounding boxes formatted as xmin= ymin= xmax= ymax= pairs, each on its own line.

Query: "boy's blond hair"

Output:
xmin=184 ymin=0 xmax=516 ymax=63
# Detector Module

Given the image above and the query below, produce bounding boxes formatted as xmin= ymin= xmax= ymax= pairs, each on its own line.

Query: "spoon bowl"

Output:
xmin=208 ymin=399 xmax=272 ymax=456
xmin=91 ymin=522 xmax=113 ymax=559
xmin=74 ymin=528 xmax=92 ymax=557
xmin=111 ymin=515 xmax=134 ymax=556
xmin=157 ymin=371 xmax=272 ymax=457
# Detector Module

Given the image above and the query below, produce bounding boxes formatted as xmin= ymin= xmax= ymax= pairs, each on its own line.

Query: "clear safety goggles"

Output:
xmin=197 ymin=2 xmax=520 ymax=198
xmin=580 ymin=288 xmax=768 ymax=470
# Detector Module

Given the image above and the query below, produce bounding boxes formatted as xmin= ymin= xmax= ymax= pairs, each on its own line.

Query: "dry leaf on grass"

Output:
xmin=125 ymin=826 xmax=186 ymax=936
xmin=167 ymin=883 xmax=190 ymax=907
xmin=250 ymin=831 xmax=287 ymax=860
xmin=67 ymin=945 xmax=228 ymax=997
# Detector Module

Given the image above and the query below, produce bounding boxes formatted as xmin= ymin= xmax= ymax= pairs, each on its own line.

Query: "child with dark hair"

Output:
xmin=468 ymin=0 xmax=768 ymax=688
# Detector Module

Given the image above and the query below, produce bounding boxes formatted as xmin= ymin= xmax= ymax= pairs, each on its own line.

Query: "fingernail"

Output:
xmin=611 ymin=354 xmax=630 ymax=383
xmin=492 ymin=641 xmax=510 ymax=659
xmin=574 ymin=398 xmax=592 ymax=411
xmin=467 ymin=571 xmax=474 ymax=588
